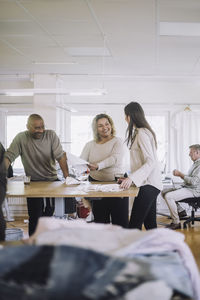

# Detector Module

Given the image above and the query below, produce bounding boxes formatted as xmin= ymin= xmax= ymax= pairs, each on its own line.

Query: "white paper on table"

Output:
xmin=65 ymin=177 xmax=80 ymax=185
xmin=77 ymin=183 xmax=124 ymax=193
xmin=100 ymin=184 xmax=124 ymax=192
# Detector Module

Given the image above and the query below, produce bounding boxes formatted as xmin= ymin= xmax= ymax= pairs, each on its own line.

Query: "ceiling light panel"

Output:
xmin=160 ymin=22 xmax=200 ymax=36
xmin=0 ymin=88 xmax=107 ymax=96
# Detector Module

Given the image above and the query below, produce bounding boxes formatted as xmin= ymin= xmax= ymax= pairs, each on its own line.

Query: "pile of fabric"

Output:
xmin=23 ymin=217 xmax=200 ymax=300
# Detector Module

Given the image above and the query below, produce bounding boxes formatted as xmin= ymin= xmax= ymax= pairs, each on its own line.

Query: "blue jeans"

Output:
xmin=0 ymin=245 xmax=193 ymax=299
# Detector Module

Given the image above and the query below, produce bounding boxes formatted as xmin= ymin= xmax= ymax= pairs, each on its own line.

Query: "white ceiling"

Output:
xmin=0 ymin=0 xmax=200 ymax=105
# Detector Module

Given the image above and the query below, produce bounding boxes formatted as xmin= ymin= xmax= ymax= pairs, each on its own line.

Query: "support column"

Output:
xmin=33 ymin=74 xmax=57 ymax=130
xmin=33 ymin=74 xmax=71 ymax=152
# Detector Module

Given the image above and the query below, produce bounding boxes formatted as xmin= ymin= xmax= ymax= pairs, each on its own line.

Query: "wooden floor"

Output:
xmin=157 ymin=215 xmax=200 ymax=270
xmin=6 ymin=215 xmax=200 ymax=270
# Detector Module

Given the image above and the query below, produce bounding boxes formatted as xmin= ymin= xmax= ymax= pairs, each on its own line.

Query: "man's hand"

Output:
xmin=173 ymin=169 xmax=185 ymax=179
xmin=120 ymin=177 xmax=133 ymax=189
xmin=88 ymin=163 xmax=98 ymax=171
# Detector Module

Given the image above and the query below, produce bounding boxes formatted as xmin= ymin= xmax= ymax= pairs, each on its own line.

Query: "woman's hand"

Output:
xmin=88 ymin=163 xmax=98 ymax=171
xmin=120 ymin=177 xmax=132 ymax=189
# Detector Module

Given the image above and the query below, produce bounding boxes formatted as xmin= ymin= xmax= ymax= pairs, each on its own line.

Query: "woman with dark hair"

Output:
xmin=120 ymin=102 xmax=162 ymax=230
xmin=0 ymin=143 xmax=7 ymax=241
xmin=81 ymin=113 xmax=129 ymax=228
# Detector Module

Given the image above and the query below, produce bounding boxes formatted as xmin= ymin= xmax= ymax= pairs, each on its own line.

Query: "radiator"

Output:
xmin=3 ymin=197 xmax=28 ymax=218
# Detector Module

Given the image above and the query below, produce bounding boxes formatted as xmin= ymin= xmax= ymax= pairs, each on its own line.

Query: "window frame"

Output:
xmin=145 ymin=110 xmax=169 ymax=173
xmin=5 ymin=111 xmax=31 ymax=174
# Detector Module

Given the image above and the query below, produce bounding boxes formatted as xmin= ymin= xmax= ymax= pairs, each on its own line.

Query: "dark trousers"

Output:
xmin=0 ymin=186 xmax=6 ymax=241
xmin=88 ymin=175 xmax=129 ymax=228
xmin=129 ymin=185 xmax=160 ymax=230
xmin=0 ymin=160 xmax=6 ymax=241
xmin=27 ymin=197 xmax=55 ymax=236
xmin=92 ymin=197 xmax=129 ymax=228
xmin=64 ymin=198 xmax=77 ymax=214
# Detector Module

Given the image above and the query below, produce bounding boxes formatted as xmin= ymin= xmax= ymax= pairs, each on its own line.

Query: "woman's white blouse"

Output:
xmin=128 ymin=128 xmax=163 ymax=190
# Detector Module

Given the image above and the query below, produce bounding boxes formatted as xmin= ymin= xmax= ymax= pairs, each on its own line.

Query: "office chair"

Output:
xmin=178 ymin=197 xmax=200 ymax=228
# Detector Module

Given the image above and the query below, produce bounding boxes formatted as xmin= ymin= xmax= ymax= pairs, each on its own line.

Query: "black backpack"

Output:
xmin=0 ymin=142 xmax=13 ymax=178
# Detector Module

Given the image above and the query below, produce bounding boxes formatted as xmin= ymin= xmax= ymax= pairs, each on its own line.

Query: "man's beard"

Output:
xmin=31 ymin=132 xmax=44 ymax=139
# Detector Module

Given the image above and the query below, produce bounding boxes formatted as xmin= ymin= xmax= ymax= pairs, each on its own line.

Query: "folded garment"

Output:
xmin=0 ymin=245 xmax=173 ymax=300
xmin=77 ymin=183 xmax=124 ymax=193
xmin=65 ymin=176 xmax=80 ymax=185
xmin=28 ymin=218 xmax=200 ymax=300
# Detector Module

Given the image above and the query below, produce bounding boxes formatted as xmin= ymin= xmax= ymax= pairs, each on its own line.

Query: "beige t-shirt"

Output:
xmin=5 ymin=130 xmax=64 ymax=181
xmin=80 ymin=137 xmax=124 ymax=181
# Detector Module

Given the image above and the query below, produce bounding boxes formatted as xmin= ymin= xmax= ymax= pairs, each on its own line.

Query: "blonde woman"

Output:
xmin=80 ymin=114 xmax=128 ymax=228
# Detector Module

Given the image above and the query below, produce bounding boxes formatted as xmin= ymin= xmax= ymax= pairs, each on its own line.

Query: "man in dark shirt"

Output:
xmin=0 ymin=142 xmax=7 ymax=241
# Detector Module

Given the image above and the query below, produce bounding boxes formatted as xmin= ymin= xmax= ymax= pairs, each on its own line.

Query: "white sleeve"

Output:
xmin=129 ymin=130 xmax=156 ymax=187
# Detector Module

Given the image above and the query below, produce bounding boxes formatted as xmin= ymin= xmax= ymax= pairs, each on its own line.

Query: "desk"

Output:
xmin=6 ymin=181 xmax=139 ymax=217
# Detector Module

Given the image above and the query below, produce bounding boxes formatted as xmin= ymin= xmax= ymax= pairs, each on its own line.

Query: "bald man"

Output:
xmin=5 ymin=114 xmax=69 ymax=236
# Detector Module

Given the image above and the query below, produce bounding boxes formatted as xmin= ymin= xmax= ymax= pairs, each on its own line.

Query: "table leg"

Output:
xmin=54 ymin=197 xmax=65 ymax=218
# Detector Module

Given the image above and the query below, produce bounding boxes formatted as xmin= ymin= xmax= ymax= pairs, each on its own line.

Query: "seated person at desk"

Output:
xmin=4 ymin=114 xmax=69 ymax=236
xmin=80 ymin=113 xmax=129 ymax=228
xmin=162 ymin=144 xmax=200 ymax=230
xmin=0 ymin=142 xmax=7 ymax=241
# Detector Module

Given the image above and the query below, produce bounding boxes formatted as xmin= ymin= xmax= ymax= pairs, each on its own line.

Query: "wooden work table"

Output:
xmin=7 ymin=180 xmax=139 ymax=198
xmin=6 ymin=180 xmax=139 ymax=217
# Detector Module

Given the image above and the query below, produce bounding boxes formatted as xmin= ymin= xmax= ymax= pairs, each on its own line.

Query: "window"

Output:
xmin=6 ymin=115 xmax=28 ymax=172
xmin=70 ymin=113 xmax=167 ymax=172
xmin=71 ymin=115 xmax=94 ymax=156
xmin=147 ymin=114 xmax=167 ymax=173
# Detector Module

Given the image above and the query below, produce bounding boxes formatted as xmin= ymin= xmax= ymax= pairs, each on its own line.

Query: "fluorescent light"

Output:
xmin=0 ymin=74 xmax=30 ymax=81
xmin=160 ymin=22 xmax=200 ymax=36
xmin=69 ymin=89 xmax=107 ymax=96
xmin=0 ymin=89 xmax=107 ymax=96
xmin=33 ymin=62 xmax=77 ymax=65
xmin=5 ymin=91 xmax=34 ymax=97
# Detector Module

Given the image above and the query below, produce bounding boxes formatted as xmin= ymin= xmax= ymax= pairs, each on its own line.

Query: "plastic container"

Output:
xmin=5 ymin=228 xmax=23 ymax=241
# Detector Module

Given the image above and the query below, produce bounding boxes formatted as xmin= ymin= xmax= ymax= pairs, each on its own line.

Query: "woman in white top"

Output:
xmin=81 ymin=114 xmax=129 ymax=228
xmin=120 ymin=102 xmax=162 ymax=230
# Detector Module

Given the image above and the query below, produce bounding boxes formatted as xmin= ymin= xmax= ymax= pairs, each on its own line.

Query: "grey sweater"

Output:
xmin=5 ymin=130 xmax=64 ymax=181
